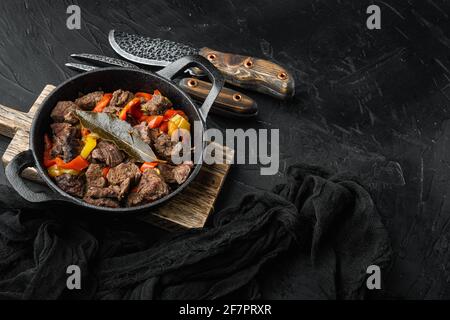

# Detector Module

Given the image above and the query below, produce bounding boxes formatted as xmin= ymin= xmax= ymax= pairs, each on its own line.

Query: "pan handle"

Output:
xmin=5 ymin=150 xmax=66 ymax=203
xmin=157 ymin=55 xmax=224 ymax=121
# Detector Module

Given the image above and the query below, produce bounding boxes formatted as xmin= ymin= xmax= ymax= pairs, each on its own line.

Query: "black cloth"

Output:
xmin=0 ymin=164 xmax=391 ymax=300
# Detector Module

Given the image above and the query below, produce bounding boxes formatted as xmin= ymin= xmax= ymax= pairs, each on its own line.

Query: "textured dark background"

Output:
xmin=0 ymin=0 xmax=450 ymax=299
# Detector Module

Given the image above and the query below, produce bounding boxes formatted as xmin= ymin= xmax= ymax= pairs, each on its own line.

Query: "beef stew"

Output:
xmin=44 ymin=89 xmax=193 ymax=208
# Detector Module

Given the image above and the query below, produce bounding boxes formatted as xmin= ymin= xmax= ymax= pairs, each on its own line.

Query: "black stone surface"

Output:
xmin=0 ymin=0 xmax=449 ymax=299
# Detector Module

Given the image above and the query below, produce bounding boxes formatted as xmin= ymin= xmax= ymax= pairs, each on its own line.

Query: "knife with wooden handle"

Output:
xmin=198 ymin=48 xmax=294 ymax=99
xmin=66 ymin=57 xmax=258 ymax=118
xmin=178 ymin=78 xmax=258 ymax=117
xmin=109 ymin=30 xmax=295 ymax=100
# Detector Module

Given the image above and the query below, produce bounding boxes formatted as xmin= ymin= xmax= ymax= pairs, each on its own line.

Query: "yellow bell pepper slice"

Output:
xmin=80 ymin=134 xmax=98 ymax=159
xmin=47 ymin=165 xmax=80 ymax=177
xmin=167 ymin=121 xmax=178 ymax=137
xmin=168 ymin=114 xmax=190 ymax=137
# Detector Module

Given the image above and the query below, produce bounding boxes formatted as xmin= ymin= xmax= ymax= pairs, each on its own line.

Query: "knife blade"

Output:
xmin=70 ymin=53 xmax=200 ymax=75
xmin=109 ymin=30 xmax=295 ymax=100
xmin=65 ymin=61 xmax=258 ymax=118
xmin=65 ymin=62 xmax=97 ymax=72
xmin=70 ymin=53 xmax=140 ymax=69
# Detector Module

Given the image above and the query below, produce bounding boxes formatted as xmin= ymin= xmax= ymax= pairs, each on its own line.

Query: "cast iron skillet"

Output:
xmin=5 ymin=55 xmax=224 ymax=213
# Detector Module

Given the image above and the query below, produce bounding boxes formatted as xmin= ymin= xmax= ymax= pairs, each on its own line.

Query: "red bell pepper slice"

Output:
xmin=130 ymin=108 xmax=143 ymax=120
xmin=102 ymin=167 xmax=110 ymax=177
xmin=159 ymin=121 xmax=169 ymax=133
xmin=55 ymin=156 xmax=89 ymax=171
xmin=43 ymin=134 xmax=56 ymax=168
xmin=139 ymin=115 xmax=151 ymax=123
xmin=140 ymin=162 xmax=158 ymax=172
xmin=119 ymin=98 xmax=142 ymax=120
xmin=147 ymin=115 xmax=164 ymax=129
xmin=163 ymin=109 xmax=188 ymax=121
xmin=93 ymin=93 xmax=113 ymax=112
xmin=81 ymin=128 xmax=91 ymax=137
xmin=163 ymin=109 xmax=178 ymax=121
xmin=139 ymin=115 xmax=164 ymax=129
xmin=135 ymin=92 xmax=152 ymax=101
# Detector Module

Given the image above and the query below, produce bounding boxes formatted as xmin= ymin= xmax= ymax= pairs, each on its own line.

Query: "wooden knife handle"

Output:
xmin=179 ymin=78 xmax=257 ymax=118
xmin=199 ymin=47 xmax=295 ymax=100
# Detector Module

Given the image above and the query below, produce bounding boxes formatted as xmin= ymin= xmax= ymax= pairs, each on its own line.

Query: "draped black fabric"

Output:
xmin=0 ymin=164 xmax=391 ymax=300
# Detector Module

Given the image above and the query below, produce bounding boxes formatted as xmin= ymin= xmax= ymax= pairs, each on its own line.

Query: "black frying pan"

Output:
xmin=5 ymin=55 xmax=224 ymax=214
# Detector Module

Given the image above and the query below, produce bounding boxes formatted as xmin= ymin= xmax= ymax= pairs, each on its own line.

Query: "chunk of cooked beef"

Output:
xmin=75 ymin=91 xmax=104 ymax=110
xmin=149 ymin=128 xmax=161 ymax=142
xmin=153 ymin=133 xmax=183 ymax=160
xmin=112 ymin=89 xmax=134 ymax=106
xmin=50 ymin=123 xmax=81 ymax=162
xmin=106 ymin=162 xmax=141 ymax=185
xmin=158 ymin=161 xmax=193 ymax=184
xmin=103 ymin=89 xmax=134 ymax=113
xmin=85 ymin=163 xmax=138 ymax=205
xmin=140 ymin=94 xmax=172 ymax=115
xmin=111 ymin=178 xmax=132 ymax=200
xmin=54 ymin=174 xmax=84 ymax=198
xmin=133 ymin=122 xmax=161 ymax=144
xmin=83 ymin=196 xmax=120 ymax=208
xmin=133 ymin=122 xmax=152 ymax=144
xmin=50 ymin=101 xmax=80 ymax=124
xmin=126 ymin=170 xmax=169 ymax=206
xmin=150 ymin=129 xmax=161 ymax=143
xmin=126 ymin=193 xmax=143 ymax=207
xmin=118 ymin=178 xmax=132 ymax=199
xmin=91 ymin=140 xmax=125 ymax=167
xmin=85 ymin=163 xmax=107 ymax=188
xmin=85 ymin=178 xmax=130 ymax=201
xmin=85 ymin=185 xmax=119 ymax=199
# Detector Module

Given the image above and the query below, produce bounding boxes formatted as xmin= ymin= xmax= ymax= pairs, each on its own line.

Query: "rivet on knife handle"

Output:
xmin=179 ymin=78 xmax=257 ymax=117
xmin=199 ymin=48 xmax=295 ymax=100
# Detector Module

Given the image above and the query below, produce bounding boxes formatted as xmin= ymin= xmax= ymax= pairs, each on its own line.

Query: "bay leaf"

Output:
xmin=75 ymin=110 xmax=159 ymax=163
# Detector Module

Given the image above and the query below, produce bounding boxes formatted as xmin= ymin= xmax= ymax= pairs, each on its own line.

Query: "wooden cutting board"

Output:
xmin=0 ymin=85 xmax=234 ymax=231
